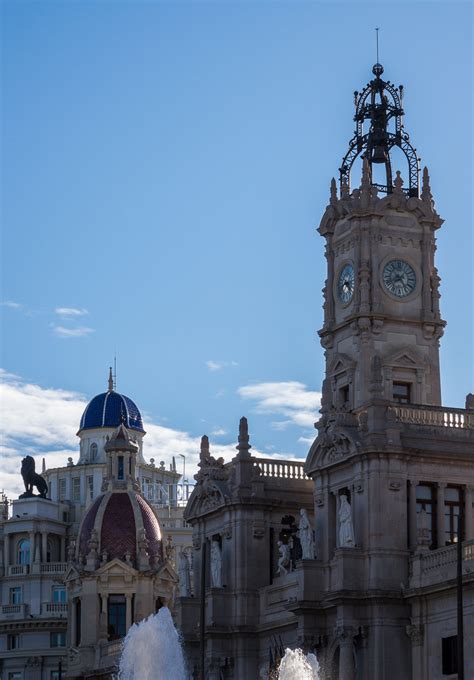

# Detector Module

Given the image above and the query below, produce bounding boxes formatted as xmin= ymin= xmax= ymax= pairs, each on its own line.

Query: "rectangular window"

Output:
xmin=72 ymin=477 xmax=80 ymax=502
xmin=444 ymin=486 xmax=463 ymax=545
xmin=393 ymin=382 xmax=411 ymax=404
xmin=51 ymin=673 xmax=61 ymax=680
xmin=52 ymin=586 xmax=67 ymax=603
xmin=416 ymin=483 xmax=436 ymax=548
xmin=117 ymin=456 xmax=124 ymax=480
xmin=340 ymin=385 xmax=350 ymax=406
xmin=7 ymin=633 xmax=20 ymax=650
xmin=8 ymin=673 xmax=23 ymax=680
xmin=87 ymin=475 xmax=94 ymax=501
xmin=50 ymin=632 xmax=66 ymax=647
xmin=10 ymin=586 xmax=22 ymax=604
xmin=58 ymin=478 xmax=66 ymax=500
xmin=108 ymin=594 xmax=126 ymax=640
xmin=442 ymin=635 xmax=458 ymax=675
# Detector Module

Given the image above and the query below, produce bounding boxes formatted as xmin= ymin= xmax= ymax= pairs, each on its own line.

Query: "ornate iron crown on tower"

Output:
xmin=340 ymin=62 xmax=420 ymax=197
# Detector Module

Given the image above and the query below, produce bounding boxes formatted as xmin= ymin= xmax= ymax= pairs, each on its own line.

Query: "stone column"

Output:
xmin=326 ymin=239 xmax=335 ymax=326
xmin=60 ymin=536 xmax=66 ymax=562
xmin=99 ymin=594 xmax=108 ymax=641
xmin=464 ymin=487 xmax=473 ymax=540
xmin=41 ymin=532 xmax=48 ymax=563
xmin=337 ymin=627 xmax=355 ymax=680
xmin=126 ymin=594 xmax=133 ymax=631
xmin=71 ymin=599 xmax=77 ymax=646
xmin=437 ymin=483 xmax=446 ymax=548
xmin=4 ymin=533 xmax=9 ymax=572
xmin=409 ymin=481 xmax=418 ymax=550
xmin=29 ymin=531 xmax=36 ymax=565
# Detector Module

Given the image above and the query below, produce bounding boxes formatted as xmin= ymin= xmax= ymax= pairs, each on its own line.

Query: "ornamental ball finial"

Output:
xmin=372 ymin=63 xmax=384 ymax=77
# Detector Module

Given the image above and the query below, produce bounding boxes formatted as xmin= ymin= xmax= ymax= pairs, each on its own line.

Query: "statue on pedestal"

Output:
xmin=338 ymin=494 xmax=354 ymax=547
xmin=19 ymin=456 xmax=48 ymax=499
xmin=210 ymin=540 xmax=222 ymax=588
xmin=178 ymin=551 xmax=191 ymax=596
xmin=276 ymin=541 xmax=291 ymax=576
xmin=298 ymin=508 xmax=315 ymax=559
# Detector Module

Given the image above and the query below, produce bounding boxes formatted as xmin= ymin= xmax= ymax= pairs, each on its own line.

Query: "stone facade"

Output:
xmin=178 ymin=65 xmax=474 ymax=680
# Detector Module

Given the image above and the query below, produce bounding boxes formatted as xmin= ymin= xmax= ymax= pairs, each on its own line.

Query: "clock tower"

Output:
xmin=318 ymin=62 xmax=445 ymax=414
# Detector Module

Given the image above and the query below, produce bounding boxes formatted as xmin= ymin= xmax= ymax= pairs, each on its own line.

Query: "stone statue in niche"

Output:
xmin=276 ymin=541 xmax=291 ymax=576
xmin=178 ymin=550 xmax=191 ymax=596
xmin=210 ymin=540 xmax=222 ymax=588
xmin=338 ymin=494 xmax=354 ymax=547
xmin=298 ymin=508 xmax=315 ymax=559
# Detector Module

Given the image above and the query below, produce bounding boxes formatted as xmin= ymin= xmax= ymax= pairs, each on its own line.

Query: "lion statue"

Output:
xmin=20 ymin=456 xmax=48 ymax=499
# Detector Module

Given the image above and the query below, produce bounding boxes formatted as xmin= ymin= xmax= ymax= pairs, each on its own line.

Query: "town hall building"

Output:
xmin=178 ymin=62 xmax=474 ymax=680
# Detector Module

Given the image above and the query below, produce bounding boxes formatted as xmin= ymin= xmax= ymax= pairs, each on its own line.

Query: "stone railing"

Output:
xmin=394 ymin=405 xmax=474 ymax=429
xmin=411 ymin=539 xmax=474 ymax=588
xmin=40 ymin=562 xmax=68 ymax=574
xmin=0 ymin=604 xmax=27 ymax=618
xmin=7 ymin=564 xmax=29 ymax=576
xmin=100 ymin=639 xmax=123 ymax=658
xmin=41 ymin=602 xmax=68 ymax=615
xmin=254 ymin=458 xmax=309 ymax=480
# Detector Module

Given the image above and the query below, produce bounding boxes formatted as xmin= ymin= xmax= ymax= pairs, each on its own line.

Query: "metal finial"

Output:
xmin=340 ymin=63 xmax=420 ymax=197
xmin=108 ymin=367 xmax=114 ymax=392
xmin=376 ymin=27 xmax=379 ymax=63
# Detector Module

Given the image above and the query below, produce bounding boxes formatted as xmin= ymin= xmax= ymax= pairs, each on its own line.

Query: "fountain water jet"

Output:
xmin=119 ymin=607 xmax=186 ymax=680
xmin=278 ymin=648 xmax=320 ymax=680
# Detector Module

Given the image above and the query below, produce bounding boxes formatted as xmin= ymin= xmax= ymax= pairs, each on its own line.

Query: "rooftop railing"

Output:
xmin=394 ymin=405 xmax=474 ymax=429
xmin=254 ymin=458 xmax=309 ymax=480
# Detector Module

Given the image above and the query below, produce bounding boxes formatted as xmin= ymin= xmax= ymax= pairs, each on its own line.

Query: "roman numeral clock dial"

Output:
xmin=337 ymin=264 xmax=355 ymax=304
xmin=382 ymin=260 xmax=416 ymax=298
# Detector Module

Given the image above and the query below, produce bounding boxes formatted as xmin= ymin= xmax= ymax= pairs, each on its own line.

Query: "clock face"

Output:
xmin=337 ymin=264 xmax=355 ymax=304
xmin=382 ymin=260 xmax=416 ymax=298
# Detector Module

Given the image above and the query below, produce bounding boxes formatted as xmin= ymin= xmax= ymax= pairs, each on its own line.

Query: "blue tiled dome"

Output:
xmin=79 ymin=390 xmax=145 ymax=433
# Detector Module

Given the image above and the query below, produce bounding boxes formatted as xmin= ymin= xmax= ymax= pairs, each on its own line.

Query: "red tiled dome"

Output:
xmin=77 ymin=490 xmax=163 ymax=565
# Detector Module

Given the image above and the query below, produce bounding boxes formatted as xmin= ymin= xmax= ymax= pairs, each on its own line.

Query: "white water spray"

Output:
xmin=119 ymin=607 xmax=186 ymax=680
xmin=278 ymin=648 xmax=320 ymax=680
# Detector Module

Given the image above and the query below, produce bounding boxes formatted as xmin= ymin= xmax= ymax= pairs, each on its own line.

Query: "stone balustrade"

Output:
xmin=40 ymin=562 xmax=68 ymax=574
xmin=394 ymin=404 xmax=474 ymax=429
xmin=41 ymin=602 xmax=68 ymax=615
xmin=0 ymin=604 xmax=28 ymax=619
xmin=100 ymin=639 xmax=123 ymax=658
xmin=254 ymin=458 xmax=309 ymax=480
xmin=410 ymin=539 xmax=474 ymax=588
xmin=7 ymin=564 xmax=29 ymax=576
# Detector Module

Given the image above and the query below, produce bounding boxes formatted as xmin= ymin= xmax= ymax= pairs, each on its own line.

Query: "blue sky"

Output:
xmin=1 ymin=1 xmax=472 ymax=497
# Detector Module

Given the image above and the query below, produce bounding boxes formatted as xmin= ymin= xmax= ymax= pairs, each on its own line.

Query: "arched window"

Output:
xmin=89 ymin=443 xmax=98 ymax=463
xmin=17 ymin=539 xmax=30 ymax=565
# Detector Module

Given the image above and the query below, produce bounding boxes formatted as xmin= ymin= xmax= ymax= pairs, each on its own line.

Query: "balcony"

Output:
xmin=7 ymin=565 xmax=29 ymax=576
xmin=410 ymin=539 xmax=474 ymax=589
xmin=41 ymin=602 xmax=68 ymax=616
xmin=0 ymin=604 xmax=28 ymax=620
xmin=40 ymin=562 xmax=67 ymax=574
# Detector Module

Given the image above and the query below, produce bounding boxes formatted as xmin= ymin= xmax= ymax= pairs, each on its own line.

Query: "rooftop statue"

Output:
xmin=20 ymin=455 xmax=48 ymax=499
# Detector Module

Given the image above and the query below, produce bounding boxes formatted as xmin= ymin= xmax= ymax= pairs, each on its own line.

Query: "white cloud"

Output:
xmin=206 ymin=360 xmax=238 ymax=372
xmin=238 ymin=381 xmax=321 ymax=429
xmin=211 ymin=428 xmax=228 ymax=437
xmin=54 ymin=307 xmax=89 ymax=317
xmin=52 ymin=325 xmax=95 ymax=338
xmin=0 ymin=370 xmax=298 ymax=501
xmin=1 ymin=300 xmax=23 ymax=309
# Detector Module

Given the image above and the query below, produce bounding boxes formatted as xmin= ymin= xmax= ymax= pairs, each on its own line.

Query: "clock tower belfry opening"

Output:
xmin=318 ymin=62 xmax=446 ymax=414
